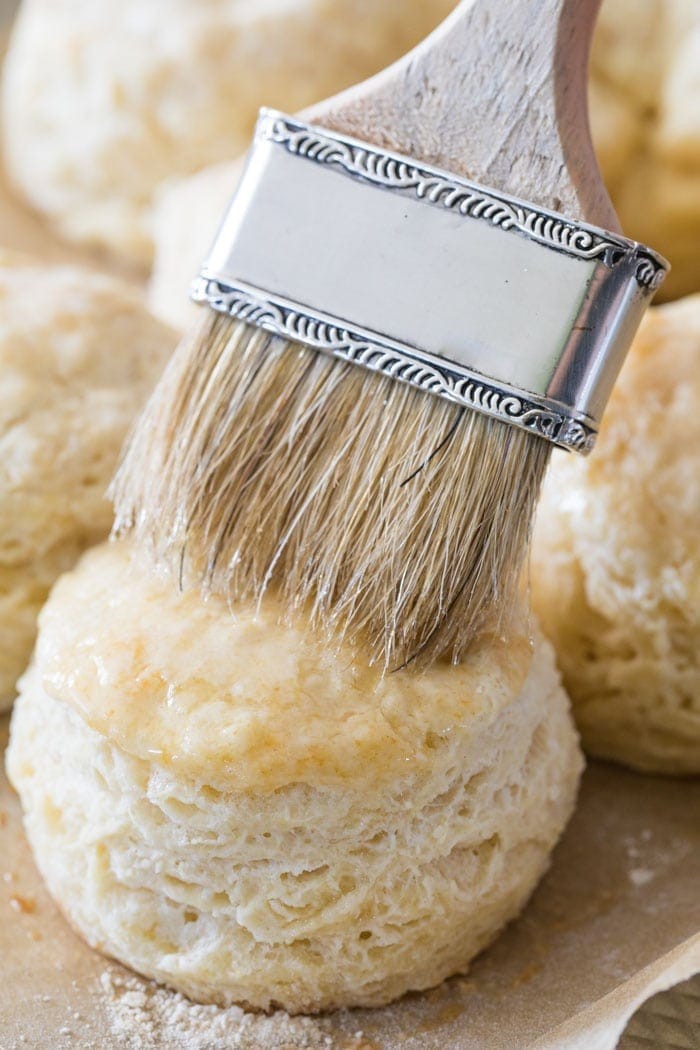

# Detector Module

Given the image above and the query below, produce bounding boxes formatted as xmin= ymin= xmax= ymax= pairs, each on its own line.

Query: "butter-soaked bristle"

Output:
xmin=111 ymin=311 xmax=551 ymax=668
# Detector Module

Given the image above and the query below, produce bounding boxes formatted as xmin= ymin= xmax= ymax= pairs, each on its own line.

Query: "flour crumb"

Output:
xmin=629 ymin=867 xmax=655 ymax=887
xmin=99 ymin=970 xmax=348 ymax=1049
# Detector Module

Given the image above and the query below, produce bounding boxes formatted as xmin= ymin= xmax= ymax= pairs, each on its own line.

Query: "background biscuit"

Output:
xmin=0 ymin=255 xmax=175 ymax=709
xmin=532 ymin=296 xmax=700 ymax=774
xmin=2 ymin=0 xmax=456 ymax=268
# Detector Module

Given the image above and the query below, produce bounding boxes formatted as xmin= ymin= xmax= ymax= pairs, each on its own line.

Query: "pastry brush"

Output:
xmin=111 ymin=0 xmax=667 ymax=668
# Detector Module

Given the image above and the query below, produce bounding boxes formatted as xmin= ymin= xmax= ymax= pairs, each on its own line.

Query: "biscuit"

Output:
xmin=149 ymin=160 xmax=240 ymax=330
xmin=2 ymin=0 xmax=456 ymax=268
xmin=8 ymin=540 xmax=582 ymax=1013
xmin=0 ymin=255 xmax=175 ymax=710
xmin=589 ymin=0 xmax=700 ymax=300
xmin=532 ymin=296 xmax=700 ymax=774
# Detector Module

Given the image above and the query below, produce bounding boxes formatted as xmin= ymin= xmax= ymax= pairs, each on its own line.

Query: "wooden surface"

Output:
xmin=310 ymin=0 xmax=618 ymax=229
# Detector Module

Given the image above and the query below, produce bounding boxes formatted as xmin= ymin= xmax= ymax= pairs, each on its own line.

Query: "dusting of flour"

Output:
xmin=99 ymin=971 xmax=374 ymax=1050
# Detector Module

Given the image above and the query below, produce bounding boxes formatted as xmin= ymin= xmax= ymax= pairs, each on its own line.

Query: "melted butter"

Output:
xmin=37 ymin=542 xmax=533 ymax=793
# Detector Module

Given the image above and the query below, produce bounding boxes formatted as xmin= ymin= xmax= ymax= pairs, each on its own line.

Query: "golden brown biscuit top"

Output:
xmin=36 ymin=542 xmax=533 ymax=793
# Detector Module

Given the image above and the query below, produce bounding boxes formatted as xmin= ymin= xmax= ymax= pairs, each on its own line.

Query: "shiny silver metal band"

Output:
xmin=193 ymin=110 xmax=669 ymax=454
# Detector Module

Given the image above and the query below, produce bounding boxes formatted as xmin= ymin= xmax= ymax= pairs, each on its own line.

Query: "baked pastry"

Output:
xmin=589 ymin=0 xmax=700 ymax=300
xmin=0 ymin=162 xmax=88 ymax=269
xmin=1 ymin=0 xmax=456 ymax=268
xmin=0 ymin=255 xmax=175 ymax=711
xmin=8 ymin=540 xmax=582 ymax=1013
xmin=531 ymin=296 xmax=700 ymax=775
xmin=149 ymin=160 xmax=240 ymax=330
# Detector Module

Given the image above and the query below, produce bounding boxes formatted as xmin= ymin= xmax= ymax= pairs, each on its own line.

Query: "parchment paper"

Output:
xmin=1 ymin=715 xmax=698 ymax=1050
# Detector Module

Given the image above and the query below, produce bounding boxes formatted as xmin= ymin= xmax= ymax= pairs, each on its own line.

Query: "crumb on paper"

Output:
xmin=9 ymin=894 xmax=36 ymax=914
xmin=512 ymin=962 xmax=541 ymax=988
xmin=98 ymin=969 xmax=362 ymax=1050
xmin=629 ymin=868 xmax=655 ymax=887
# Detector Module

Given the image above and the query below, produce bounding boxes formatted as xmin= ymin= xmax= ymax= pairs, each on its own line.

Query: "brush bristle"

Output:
xmin=111 ymin=311 xmax=551 ymax=668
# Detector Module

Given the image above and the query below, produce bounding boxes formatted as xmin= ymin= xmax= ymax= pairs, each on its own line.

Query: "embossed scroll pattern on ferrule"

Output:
xmin=262 ymin=113 xmax=667 ymax=292
xmin=191 ymin=276 xmax=597 ymax=452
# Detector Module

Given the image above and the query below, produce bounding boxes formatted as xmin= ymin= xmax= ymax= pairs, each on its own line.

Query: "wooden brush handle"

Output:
xmin=307 ymin=0 xmax=617 ymax=230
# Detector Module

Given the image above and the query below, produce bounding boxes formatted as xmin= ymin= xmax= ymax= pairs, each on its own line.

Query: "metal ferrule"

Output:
xmin=192 ymin=109 xmax=669 ymax=454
